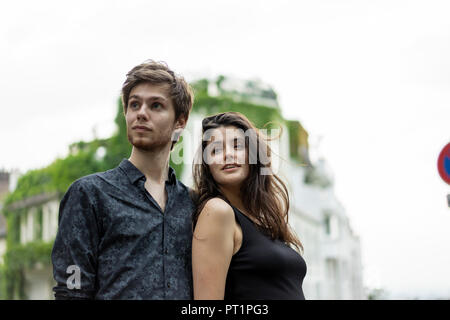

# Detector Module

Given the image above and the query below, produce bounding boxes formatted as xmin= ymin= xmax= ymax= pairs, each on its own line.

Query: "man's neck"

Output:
xmin=128 ymin=145 xmax=171 ymax=184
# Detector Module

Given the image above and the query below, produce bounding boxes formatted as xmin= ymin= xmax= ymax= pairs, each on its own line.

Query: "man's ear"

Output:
xmin=172 ymin=116 xmax=187 ymax=142
xmin=175 ymin=116 xmax=187 ymax=130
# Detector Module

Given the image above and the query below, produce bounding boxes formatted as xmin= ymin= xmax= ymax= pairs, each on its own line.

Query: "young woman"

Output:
xmin=192 ymin=112 xmax=307 ymax=300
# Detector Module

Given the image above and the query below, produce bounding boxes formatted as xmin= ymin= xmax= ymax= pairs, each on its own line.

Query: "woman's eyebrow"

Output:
xmin=206 ymin=140 xmax=223 ymax=148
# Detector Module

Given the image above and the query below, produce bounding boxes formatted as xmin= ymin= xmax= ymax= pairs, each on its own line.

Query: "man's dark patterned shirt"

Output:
xmin=51 ymin=159 xmax=195 ymax=299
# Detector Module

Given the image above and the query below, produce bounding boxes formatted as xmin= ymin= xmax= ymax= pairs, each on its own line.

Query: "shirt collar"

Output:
xmin=119 ymin=159 xmax=177 ymax=185
xmin=167 ymin=166 xmax=177 ymax=185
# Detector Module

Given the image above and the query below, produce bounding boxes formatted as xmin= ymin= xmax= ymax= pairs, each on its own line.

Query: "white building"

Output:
xmin=6 ymin=193 xmax=59 ymax=300
xmin=285 ymin=160 xmax=365 ymax=299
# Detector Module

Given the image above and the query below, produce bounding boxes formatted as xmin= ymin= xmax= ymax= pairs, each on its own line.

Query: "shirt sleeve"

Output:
xmin=51 ymin=179 xmax=101 ymax=300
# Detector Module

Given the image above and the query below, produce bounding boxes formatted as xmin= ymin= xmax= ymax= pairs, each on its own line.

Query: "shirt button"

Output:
xmin=167 ymin=282 xmax=171 ymax=288
xmin=164 ymin=248 xmax=168 ymax=254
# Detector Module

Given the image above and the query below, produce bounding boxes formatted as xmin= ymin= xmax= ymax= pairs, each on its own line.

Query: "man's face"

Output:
xmin=125 ymin=82 xmax=185 ymax=151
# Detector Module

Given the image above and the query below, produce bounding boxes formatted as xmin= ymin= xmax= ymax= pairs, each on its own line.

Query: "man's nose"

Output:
xmin=137 ymin=104 xmax=149 ymax=120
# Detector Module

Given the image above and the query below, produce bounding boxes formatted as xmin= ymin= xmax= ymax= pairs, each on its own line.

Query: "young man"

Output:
xmin=51 ymin=60 xmax=195 ymax=299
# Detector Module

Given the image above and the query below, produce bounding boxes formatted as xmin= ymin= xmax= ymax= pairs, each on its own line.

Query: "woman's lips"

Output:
xmin=222 ymin=164 xmax=241 ymax=171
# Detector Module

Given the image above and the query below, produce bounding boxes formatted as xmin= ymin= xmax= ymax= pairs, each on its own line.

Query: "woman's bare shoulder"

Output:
xmin=198 ymin=197 xmax=235 ymax=224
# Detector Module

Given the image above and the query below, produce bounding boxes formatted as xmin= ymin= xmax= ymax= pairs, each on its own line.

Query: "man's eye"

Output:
xmin=130 ymin=102 xmax=139 ymax=109
xmin=152 ymin=102 xmax=162 ymax=109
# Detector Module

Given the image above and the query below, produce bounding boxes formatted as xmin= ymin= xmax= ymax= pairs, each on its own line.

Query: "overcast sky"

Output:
xmin=1 ymin=0 xmax=449 ymax=299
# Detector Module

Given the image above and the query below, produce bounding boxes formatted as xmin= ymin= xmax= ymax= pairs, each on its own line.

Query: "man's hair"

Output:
xmin=121 ymin=60 xmax=194 ymax=123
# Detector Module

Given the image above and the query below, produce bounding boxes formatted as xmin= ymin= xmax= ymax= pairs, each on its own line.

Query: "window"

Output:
xmin=323 ymin=211 xmax=340 ymax=240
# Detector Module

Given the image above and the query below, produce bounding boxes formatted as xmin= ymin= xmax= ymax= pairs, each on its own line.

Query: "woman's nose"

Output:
xmin=224 ymin=147 xmax=235 ymax=164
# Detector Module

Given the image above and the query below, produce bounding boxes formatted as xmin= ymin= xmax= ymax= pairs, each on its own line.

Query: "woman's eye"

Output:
xmin=234 ymin=140 xmax=245 ymax=149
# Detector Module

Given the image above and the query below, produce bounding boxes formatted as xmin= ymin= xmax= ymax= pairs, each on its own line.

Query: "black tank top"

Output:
xmin=224 ymin=206 xmax=307 ymax=300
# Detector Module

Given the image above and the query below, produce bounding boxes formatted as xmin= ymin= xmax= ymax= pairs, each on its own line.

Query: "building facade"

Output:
xmin=4 ymin=192 xmax=59 ymax=300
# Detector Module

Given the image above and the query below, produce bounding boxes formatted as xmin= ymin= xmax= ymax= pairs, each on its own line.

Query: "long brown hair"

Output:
xmin=192 ymin=112 xmax=303 ymax=253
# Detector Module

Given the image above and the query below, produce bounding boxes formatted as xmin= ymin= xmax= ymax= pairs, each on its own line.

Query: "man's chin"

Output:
xmin=128 ymin=136 xmax=167 ymax=151
xmin=132 ymin=142 xmax=154 ymax=151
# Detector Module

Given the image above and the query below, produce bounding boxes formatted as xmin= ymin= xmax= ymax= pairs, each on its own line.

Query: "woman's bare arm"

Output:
xmin=192 ymin=198 xmax=236 ymax=300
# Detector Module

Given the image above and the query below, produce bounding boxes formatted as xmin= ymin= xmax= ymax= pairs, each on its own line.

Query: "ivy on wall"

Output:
xmin=2 ymin=240 xmax=53 ymax=299
xmin=1 ymin=201 xmax=54 ymax=299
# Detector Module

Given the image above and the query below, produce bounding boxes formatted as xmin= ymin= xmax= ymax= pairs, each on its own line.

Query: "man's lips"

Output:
xmin=132 ymin=125 xmax=151 ymax=131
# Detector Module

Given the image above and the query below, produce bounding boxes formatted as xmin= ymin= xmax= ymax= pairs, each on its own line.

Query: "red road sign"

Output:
xmin=437 ymin=142 xmax=450 ymax=185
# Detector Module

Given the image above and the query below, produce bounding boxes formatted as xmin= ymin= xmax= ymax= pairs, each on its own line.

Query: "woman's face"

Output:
xmin=204 ymin=125 xmax=250 ymax=190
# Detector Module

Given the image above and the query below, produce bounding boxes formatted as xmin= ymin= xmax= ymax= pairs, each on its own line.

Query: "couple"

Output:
xmin=51 ymin=60 xmax=307 ymax=300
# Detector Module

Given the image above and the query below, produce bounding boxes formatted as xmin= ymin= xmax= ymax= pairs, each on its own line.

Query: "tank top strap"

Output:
xmin=231 ymin=206 xmax=257 ymax=231
xmin=231 ymin=206 xmax=273 ymax=242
